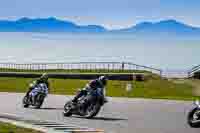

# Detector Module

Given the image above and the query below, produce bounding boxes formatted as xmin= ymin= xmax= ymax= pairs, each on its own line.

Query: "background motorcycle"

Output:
xmin=187 ymin=100 xmax=200 ymax=127
xmin=22 ymin=83 xmax=48 ymax=109
xmin=63 ymin=88 xmax=106 ymax=118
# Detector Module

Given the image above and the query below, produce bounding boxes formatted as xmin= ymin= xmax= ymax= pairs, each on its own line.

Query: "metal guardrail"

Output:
xmin=188 ymin=64 xmax=200 ymax=78
xmin=0 ymin=62 xmax=162 ymax=76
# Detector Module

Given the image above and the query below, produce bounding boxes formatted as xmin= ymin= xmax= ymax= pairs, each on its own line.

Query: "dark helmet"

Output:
xmin=40 ymin=73 xmax=48 ymax=81
xmin=98 ymin=76 xmax=108 ymax=86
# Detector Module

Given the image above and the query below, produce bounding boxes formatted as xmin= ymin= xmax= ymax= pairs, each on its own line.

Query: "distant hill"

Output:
xmin=116 ymin=20 xmax=200 ymax=36
xmin=0 ymin=17 xmax=106 ymax=32
xmin=0 ymin=17 xmax=200 ymax=36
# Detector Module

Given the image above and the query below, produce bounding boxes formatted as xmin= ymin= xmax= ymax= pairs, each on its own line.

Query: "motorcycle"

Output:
xmin=22 ymin=83 xmax=48 ymax=109
xmin=187 ymin=100 xmax=200 ymax=127
xmin=63 ymin=88 xmax=107 ymax=118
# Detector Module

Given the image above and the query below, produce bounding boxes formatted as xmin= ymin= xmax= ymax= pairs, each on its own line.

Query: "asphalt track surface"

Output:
xmin=0 ymin=92 xmax=200 ymax=133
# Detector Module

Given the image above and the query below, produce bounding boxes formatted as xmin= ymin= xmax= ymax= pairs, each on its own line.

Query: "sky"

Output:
xmin=0 ymin=0 xmax=200 ymax=29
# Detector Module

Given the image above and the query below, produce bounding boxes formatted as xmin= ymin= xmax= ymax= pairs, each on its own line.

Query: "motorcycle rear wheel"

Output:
xmin=85 ymin=103 xmax=101 ymax=119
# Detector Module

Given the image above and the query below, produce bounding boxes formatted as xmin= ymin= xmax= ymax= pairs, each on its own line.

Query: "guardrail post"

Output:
xmin=160 ymin=70 xmax=162 ymax=77
xmin=121 ymin=62 xmax=124 ymax=71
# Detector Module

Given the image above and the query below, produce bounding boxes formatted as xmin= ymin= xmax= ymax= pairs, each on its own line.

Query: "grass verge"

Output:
xmin=0 ymin=76 xmax=197 ymax=101
xmin=0 ymin=122 xmax=43 ymax=133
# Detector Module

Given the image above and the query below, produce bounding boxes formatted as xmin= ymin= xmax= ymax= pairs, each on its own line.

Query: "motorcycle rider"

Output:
xmin=72 ymin=76 xmax=108 ymax=104
xmin=25 ymin=73 xmax=49 ymax=100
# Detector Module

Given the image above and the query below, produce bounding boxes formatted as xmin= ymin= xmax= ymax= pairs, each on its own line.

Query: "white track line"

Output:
xmin=0 ymin=112 xmax=104 ymax=133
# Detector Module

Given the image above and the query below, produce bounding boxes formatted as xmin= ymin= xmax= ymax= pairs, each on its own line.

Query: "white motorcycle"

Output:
xmin=23 ymin=83 xmax=48 ymax=109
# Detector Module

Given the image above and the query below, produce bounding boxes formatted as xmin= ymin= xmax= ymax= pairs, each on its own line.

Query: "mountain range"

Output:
xmin=0 ymin=17 xmax=200 ymax=36
xmin=0 ymin=17 xmax=106 ymax=33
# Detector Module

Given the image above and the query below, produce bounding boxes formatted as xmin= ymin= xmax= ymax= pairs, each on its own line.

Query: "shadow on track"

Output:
xmin=36 ymin=107 xmax=63 ymax=110
xmin=73 ymin=116 xmax=128 ymax=121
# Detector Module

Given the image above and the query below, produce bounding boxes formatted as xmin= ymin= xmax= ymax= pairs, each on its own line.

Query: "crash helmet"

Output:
xmin=98 ymin=76 xmax=108 ymax=86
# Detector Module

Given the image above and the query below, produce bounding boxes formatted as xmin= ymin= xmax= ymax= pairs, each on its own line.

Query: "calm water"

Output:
xmin=0 ymin=32 xmax=199 ymax=71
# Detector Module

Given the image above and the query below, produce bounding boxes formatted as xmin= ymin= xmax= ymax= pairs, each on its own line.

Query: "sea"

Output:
xmin=0 ymin=32 xmax=199 ymax=77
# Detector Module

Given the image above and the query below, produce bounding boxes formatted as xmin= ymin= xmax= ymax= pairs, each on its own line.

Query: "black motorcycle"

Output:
xmin=187 ymin=100 xmax=200 ymax=127
xmin=63 ymin=88 xmax=107 ymax=118
xmin=22 ymin=83 xmax=48 ymax=109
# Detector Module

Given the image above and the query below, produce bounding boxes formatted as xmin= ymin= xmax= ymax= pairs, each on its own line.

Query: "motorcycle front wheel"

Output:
xmin=35 ymin=93 xmax=45 ymax=109
xmin=22 ymin=95 xmax=29 ymax=108
xmin=63 ymin=101 xmax=73 ymax=117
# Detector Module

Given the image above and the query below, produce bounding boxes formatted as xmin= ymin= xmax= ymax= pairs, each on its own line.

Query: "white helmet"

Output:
xmin=98 ymin=76 xmax=108 ymax=86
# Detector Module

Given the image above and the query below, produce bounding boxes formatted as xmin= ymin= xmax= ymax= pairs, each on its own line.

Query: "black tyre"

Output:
xmin=35 ymin=101 xmax=43 ymax=109
xmin=22 ymin=96 xmax=29 ymax=108
xmin=35 ymin=94 xmax=45 ymax=109
xmin=187 ymin=107 xmax=200 ymax=128
xmin=23 ymin=104 xmax=29 ymax=108
xmin=85 ymin=103 xmax=101 ymax=119
xmin=63 ymin=101 xmax=73 ymax=117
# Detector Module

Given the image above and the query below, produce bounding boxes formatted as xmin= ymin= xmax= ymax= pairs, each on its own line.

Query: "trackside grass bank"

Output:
xmin=0 ymin=122 xmax=43 ymax=133
xmin=0 ymin=76 xmax=197 ymax=101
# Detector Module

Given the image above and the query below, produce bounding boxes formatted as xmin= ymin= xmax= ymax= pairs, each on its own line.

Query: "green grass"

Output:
xmin=0 ymin=76 xmax=197 ymax=101
xmin=0 ymin=122 xmax=43 ymax=133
